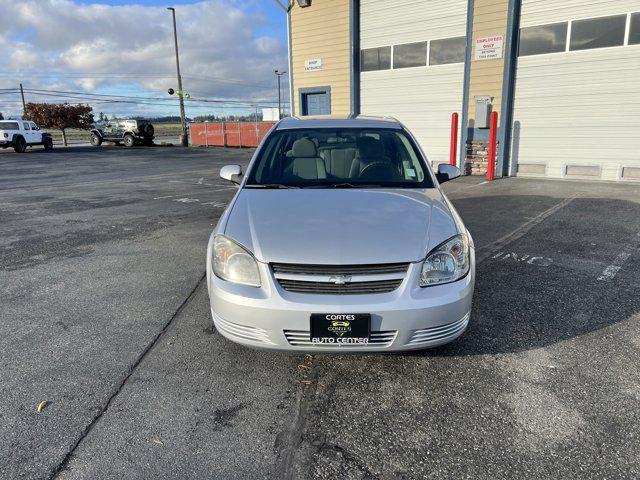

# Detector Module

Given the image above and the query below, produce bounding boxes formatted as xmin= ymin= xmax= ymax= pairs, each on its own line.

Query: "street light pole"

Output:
xmin=274 ymin=70 xmax=286 ymax=119
xmin=19 ymin=84 xmax=26 ymax=117
xmin=168 ymin=7 xmax=188 ymax=147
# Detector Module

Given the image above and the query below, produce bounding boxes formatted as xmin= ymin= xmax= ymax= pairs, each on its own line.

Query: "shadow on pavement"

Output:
xmin=411 ymin=196 xmax=640 ymax=357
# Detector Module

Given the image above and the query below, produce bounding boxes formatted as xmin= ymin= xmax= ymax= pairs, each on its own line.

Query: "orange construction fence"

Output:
xmin=190 ymin=122 xmax=276 ymax=148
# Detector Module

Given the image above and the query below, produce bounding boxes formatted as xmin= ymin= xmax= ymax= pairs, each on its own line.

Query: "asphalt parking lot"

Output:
xmin=1 ymin=146 xmax=639 ymax=480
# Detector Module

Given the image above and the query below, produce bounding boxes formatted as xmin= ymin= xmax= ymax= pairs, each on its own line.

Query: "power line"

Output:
xmin=22 ymin=88 xmax=288 ymax=105
xmin=0 ymin=71 xmax=276 ymax=90
xmin=0 ymin=99 xmax=274 ymax=110
xmin=0 ymin=87 xmax=289 ymax=110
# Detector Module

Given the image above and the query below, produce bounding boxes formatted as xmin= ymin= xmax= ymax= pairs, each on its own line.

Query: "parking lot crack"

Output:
xmin=47 ymin=272 xmax=207 ymax=480
xmin=274 ymin=354 xmax=320 ymax=480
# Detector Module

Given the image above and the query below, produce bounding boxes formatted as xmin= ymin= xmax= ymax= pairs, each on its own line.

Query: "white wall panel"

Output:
xmin=360 ymin=0 xmax=467 ymax=165
xmin=521 ymin=0 xmax=640 ymax=27
xmin=361 ymin=65 xmax=465 ymax=165
xmin=361 ymin=0 xmax=467 ymax=48
xmin=512 ymin=2 xmax=640 ymax=181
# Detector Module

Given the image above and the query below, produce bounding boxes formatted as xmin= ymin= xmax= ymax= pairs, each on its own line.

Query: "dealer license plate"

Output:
xmin=310 ymin=314 xmax=371 ymax=345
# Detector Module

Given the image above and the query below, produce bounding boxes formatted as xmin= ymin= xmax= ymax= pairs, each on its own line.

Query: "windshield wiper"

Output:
xmin=245 ymin=184 xmax=300 ymax=189
xmin=302 ymin=183 xmax=384 ymax=189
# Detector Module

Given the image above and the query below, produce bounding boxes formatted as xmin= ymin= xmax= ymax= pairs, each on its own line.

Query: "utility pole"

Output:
xmin=19 ymin=84 xmax=26 ymax=117
xmin=168 ymin=7 xmax=188 ymax=147
xmin=274 ymin=70 xmax=286 ymax=119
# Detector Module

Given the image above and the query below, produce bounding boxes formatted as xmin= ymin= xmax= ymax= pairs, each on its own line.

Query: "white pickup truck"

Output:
xmin=0 ymin=120 xmax=53 ymax=153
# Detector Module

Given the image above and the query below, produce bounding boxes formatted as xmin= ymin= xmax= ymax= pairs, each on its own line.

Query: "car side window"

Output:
xmin=24 ymin=123 xmax=31 ymax=131
xmin=31 ymin=123 xmax=39 ymax=131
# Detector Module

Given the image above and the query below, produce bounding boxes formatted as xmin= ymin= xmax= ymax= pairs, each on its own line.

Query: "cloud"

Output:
xmin=0 ymin=0 xmax=289 ymax=117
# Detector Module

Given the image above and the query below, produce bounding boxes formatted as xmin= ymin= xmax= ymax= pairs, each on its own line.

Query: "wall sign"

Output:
xmin=304 ymin=58 xmax=323 ymax=72
xmin=474 ymin=35 xmax=504 ymax=61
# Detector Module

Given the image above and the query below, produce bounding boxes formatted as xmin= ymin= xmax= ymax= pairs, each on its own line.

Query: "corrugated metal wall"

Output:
xmin=360 ymin=0 xmax=468 ymax=165
xmin=190 ymin=122 xmax=275 ymax=148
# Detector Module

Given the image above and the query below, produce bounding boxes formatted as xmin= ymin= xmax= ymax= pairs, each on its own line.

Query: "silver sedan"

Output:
xmin=206 ymin=115 xmax=475 ymax=352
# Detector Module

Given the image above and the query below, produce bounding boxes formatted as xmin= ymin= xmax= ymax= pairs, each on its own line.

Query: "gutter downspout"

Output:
xmin=350 ymin=0 xmax=361 ymax=116
xmin=459 ymin=0 xmax=475 ymax=170
xmin=286 ymin=8 xmax=295 ymax=116
xmin=497 ymin=0 xmax=521 ymax=177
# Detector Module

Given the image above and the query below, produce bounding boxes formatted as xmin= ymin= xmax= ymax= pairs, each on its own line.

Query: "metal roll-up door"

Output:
xmin=511 ymin=0 xmax=640 ymax=181
xmin=360 ymin=0 xmax=468 ymax=166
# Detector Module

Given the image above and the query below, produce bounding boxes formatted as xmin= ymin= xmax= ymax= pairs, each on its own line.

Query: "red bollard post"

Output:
xmin=449 ymin=112 xmax=459 ymax=166
xmin=486 ymin=111 xmax=498 ymax=181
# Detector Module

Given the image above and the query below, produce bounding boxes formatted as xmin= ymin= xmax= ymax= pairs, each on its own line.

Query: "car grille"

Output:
xmin=284 ymin=330 xmax=397 ymax=347
xmin=272 ymin=262 xmax=409 ymax=295
xmin=277 ymin=279 xmax=402 ymax=294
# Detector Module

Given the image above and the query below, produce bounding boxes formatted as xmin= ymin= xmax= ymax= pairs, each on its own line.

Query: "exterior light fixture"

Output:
xmin=297 ymin=0 xmax=311 ymax=7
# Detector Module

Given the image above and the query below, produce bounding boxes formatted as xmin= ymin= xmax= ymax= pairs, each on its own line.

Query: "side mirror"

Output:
xmin=220 ymin=165 xmax=243 ymax=185
xmin=435 ymin=164 xmax=462 ymax=184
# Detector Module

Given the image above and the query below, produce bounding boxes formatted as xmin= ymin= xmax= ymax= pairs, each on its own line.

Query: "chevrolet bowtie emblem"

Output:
xmin=328 ymin=275 xmax=352 ymax=285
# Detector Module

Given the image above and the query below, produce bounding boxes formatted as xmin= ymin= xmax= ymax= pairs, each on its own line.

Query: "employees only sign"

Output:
xmin=475 ymin=35 xmax=504 ymax=60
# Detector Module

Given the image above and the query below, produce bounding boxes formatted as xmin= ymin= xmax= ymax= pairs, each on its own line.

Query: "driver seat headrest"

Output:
xmin=291 ymin=138 xmax=317 ymax=158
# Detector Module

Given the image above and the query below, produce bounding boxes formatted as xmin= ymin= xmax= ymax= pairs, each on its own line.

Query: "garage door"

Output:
xmin=511 ymin=0 xmax=640 ymax=181
xmin=360 ymin=0 xmax=467 ymax=166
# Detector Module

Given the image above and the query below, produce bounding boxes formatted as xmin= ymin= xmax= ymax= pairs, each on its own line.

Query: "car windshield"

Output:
xmin=245 ymin=128 xmax=434 ymax=188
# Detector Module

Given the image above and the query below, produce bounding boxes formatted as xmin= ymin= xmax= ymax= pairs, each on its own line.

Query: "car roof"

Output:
xmin=275 ymin=115 xmax=403 ymax=131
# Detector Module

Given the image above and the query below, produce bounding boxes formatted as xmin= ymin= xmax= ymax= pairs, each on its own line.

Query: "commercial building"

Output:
xmin=286 ymin=0 xmax=640 ymax=181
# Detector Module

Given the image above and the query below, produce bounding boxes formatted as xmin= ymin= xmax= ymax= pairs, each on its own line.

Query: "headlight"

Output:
xmin=419 ymin=234 xmax=470 ymax=287
xmin=212 ymin=235 xmax=261 ymax=287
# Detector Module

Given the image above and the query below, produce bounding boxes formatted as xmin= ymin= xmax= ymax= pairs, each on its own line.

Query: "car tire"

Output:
xmin=43 ymin=138 xmax=53 ymax=150
xmin=13 ymin=136 xmax=27 ymax=153
xmin=90 ymin=134 xmax=103 ymax=147
xmin=123 ymin=134 xmax=135 ymax=148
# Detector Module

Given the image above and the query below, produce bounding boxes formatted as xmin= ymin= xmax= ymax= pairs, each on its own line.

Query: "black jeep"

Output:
xmin=90 ymin=120 xmax=155 ymax=147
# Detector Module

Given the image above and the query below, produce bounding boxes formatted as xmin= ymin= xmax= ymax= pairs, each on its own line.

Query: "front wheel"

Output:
xmin=123 ymin=134 xmax=135 ymax=148
xmin=13 ymin=137 xmax=27 ymax=153
xmin=90 ymin=134 xmax=102 ymax=147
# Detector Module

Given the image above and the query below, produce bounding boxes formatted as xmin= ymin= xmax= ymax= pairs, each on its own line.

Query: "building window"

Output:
xmin=429 ymin=36 xmax=466 ymax=65
xmin=361 ymin=47 xmax=391 ymax=72
xmin=569 ymin=15 xmax=626 ymax=51
xmin=629 ymin=13 xmax=640 ymax=45
xmin=393 ymin=42 xmax=428 ymax=69
xmin=518 ymin=23 xmax=568 ymax=56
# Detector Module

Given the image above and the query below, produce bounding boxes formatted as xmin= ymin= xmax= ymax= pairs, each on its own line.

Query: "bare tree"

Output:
xmin=24 ymin=103 xmax=94 ymax=146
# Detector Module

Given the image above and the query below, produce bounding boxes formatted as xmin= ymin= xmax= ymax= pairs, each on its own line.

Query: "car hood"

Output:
xmin=223 ymin=188 xmax=460 ymax=265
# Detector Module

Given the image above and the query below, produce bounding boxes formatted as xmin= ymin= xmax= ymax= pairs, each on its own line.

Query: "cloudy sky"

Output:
xmin=0 ymin=0 xmax=289 ymax=119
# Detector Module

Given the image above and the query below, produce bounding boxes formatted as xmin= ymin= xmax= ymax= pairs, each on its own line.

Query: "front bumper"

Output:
xmin=207 ymin=250 xmax=475 ymax=352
